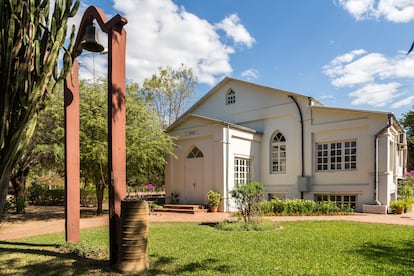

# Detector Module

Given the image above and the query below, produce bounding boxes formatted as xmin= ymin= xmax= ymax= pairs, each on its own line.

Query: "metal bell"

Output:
xmin=80 ymin=24 xmax=105 ymax=53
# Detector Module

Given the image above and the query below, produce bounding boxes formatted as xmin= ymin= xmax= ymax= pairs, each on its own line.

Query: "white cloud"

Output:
xmin=323 ymin=49 xmax=414 ymax=108
xmin=71 ymin=1 xmax=254 ymax=85
xmin=391 ymin=95 xmax=414 ymax=108
xmin=337 ymin=0 xmax=414 ymax=23
xmin=323 ymin=51 xmax=388 ymax=87
xmin=241 ymin=68 xmax=259 ymax=81
xmin=215 ymin=14 xmax=255 ymax=48
xmin=349 ymin=82 xmax=400 ymax=106
xmin=337 ymin=0 xmax=376 ymax=20
xmin=103 ymin=0 xmax=254 ymax=85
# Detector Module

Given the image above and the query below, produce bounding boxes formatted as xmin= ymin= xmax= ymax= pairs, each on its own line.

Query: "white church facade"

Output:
xmin=165 ymin=78 xmax=408 ymax=212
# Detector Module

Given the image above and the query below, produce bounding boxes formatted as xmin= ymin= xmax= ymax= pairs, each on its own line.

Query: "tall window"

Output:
xmin=234 ymin=157 xmax=251 ymax=184
xmin=226 ymin=88 xmax=236 ymax=105
xmin=271 ymin=132 xmax=286 ymax=173
xmin=316 ymin=140 xmax=356 ymax=171
xmin=187 ymin=147 xmax=204 ymax=158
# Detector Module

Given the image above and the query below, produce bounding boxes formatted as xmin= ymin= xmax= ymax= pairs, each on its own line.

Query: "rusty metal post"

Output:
xmin=64 ymin=60 xmax=81 ymax=242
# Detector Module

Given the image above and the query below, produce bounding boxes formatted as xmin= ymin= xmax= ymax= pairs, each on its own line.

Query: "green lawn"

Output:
xmin=1 ymin=221 xmax=413 ymax=275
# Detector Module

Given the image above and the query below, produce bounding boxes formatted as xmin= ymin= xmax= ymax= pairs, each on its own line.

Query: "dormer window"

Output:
xmin=226 ymin=88 xmax=236 ymax=105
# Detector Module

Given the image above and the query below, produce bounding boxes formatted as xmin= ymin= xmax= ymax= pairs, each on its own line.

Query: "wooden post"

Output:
xmin=64 ymin=60 xmax=80 ymax=242
xmin=107 ymin=20 xmax=127 ymax=265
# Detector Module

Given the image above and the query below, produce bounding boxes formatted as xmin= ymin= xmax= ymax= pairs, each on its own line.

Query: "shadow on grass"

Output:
xmin=354 ymin=240 xmax=414 ymax=273
xmin=146 ymin=254 xmax=234 ymax=275
xmin=0 ymin=240 xmax=110 ymax=275
xmin=199 ymin=222 xmax=220 ymax=228
xmin=2 ymin=205 xmax=108 ymax=223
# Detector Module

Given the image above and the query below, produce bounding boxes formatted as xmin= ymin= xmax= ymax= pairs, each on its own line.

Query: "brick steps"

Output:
xmin=153 ymin=204 xmax=208 ymax=214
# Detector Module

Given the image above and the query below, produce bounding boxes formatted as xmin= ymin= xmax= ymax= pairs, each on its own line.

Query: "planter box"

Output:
xmin=362 ymin=204 xmax=387 ymax=214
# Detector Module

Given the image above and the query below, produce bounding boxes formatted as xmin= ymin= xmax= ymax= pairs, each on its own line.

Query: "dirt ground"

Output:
xmin=1 ymin=205 xmax=414 ymax=240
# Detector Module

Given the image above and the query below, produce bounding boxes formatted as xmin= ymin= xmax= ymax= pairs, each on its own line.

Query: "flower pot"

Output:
xmin=209 ymin=206 xmax=218 ymax=213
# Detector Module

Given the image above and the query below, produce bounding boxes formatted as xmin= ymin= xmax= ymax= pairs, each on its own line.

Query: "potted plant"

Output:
xmin=207 ymin=190 xmax=221 ymax=212
xmin=390 ymin=200 xmax=406 ymax=214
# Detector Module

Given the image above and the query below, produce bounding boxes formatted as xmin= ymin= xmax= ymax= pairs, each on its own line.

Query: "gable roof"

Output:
xmin=167 ymin=113 xmax=261 ymax=134
xmin=167 ymin=77 xmax=405 ymax=134
xmin=167 ymin=77 xmax=321 ymax=131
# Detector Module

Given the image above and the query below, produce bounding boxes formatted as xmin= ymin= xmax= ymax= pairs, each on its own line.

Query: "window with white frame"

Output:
xmin=226 ymin=88 xmax=236 ymax=105
xmin=316 ymin=140 xmax=356 ymax=171
xmin=315 ymin=194 xmax=357 ymax=209
xmin=234 ymin=157 xmax=251 ymax=184
xmin=271 ymin=132 xmax=286 ymax=173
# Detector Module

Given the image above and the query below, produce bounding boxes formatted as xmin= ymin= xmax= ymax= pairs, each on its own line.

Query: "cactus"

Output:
xmin=0 ymin=0 xmax=80 ymax=217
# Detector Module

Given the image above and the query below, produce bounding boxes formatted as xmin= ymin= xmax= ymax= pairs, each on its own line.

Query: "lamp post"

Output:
xmin=64 ymin=6 xmax=127 ymax=265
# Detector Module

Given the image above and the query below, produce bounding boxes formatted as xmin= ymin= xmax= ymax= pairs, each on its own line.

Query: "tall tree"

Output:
xmin=400 ymin=107 xmax=414 ymax=170
xmin=141 ymin=64 xmax=197 ymax=128
xmin=0 ymin=0 xmax=79 ymax=216
xmin=79 ymin=79 xmax=108 ymax=214
xmin=126 ymin=83 xmax=175 ymax=189
xmin=10 ymin=88 xmax=64 ymax=213
xmin=400 ymin=108 xmax=414 ymax=137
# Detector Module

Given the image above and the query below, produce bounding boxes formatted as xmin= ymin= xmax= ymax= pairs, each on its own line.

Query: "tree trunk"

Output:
xmin=96 ymin=183 xmax=105 ymax=215
xmin=11 ymin=168 xmax=29 ymax=213
xmin=0 ymin=174 xmax=10 ymax=221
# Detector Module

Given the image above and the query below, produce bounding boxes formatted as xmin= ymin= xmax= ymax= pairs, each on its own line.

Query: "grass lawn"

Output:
xmin=1 ymin=220 xmax=414 ymax=275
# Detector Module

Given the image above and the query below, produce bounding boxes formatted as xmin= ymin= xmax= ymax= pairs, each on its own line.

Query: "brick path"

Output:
xmin=1 ymin=206 xmax=413 ymax=241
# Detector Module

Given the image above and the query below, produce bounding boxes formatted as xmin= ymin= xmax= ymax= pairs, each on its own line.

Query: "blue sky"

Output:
xmin=76 ymin=0 xmax=414 ymax=118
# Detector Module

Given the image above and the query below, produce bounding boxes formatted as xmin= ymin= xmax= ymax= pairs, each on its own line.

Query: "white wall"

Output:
xmin=166 ymin=79 xmax=406 ymax=212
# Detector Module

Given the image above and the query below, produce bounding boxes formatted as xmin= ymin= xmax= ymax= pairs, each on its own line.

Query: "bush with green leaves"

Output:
xmin=230 ymin=182 xmax=265 ymax=222
xmin=80 ymin=187 xmax=98 ymax=207
xmin=27 ymin=183 xmax=45 ymax=205
xmin=27 ymin=184 xmax=64 ymax=206
xmin=261 ymin=198 xmax=354 ymax=216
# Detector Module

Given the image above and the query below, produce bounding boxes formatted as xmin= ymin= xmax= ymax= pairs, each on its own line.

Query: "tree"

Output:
xmin=230 ymin=182 xmax=265 ymax=222
xmin=79 ymin=79 xmax=108 ymax=214
xmin=141 ymin=64 xmax=197 ymax=128
xmin=79 ymin=79 xmax=175 ymax=212
xmin=400 ymin=108 xmax=414 ymax=137
xmin=126 ymin=83 xmax=175 ymax=189
xmin=400 ymin=108 xmax=414 ymax=170
xmin=0 ymin=0 xmax=79 ymax=216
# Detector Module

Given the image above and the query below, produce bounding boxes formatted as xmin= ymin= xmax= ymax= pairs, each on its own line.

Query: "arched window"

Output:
xmin=271 ymin=132 xmax=286 ymax=173
xmin=187 ymin=147 xmax=204 ymax=158
xmin=226 ymin=88 xmax=236 ymax=105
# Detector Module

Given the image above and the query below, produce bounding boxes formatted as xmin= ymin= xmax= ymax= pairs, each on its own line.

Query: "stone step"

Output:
xmin=153 ymin=204 xmax=208 ymax=214
xmin=163 ymin=204 xmax=205 ymax=210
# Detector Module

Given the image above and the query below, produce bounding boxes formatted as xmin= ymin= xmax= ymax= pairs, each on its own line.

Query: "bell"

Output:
xmin=80 ymin=24 xmax=105 ymax=53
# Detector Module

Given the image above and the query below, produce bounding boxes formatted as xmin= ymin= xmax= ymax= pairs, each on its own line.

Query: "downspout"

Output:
xmin=225 ymin=125 xmax=230 ymax=212
xmin=374 ymin=114 xmax=392 ymax=205
xmin=288 ymin=95 xmax=304 ymax=177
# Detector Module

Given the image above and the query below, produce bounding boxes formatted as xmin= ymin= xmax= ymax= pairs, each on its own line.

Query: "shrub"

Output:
xmin=230 ymin=182 xmax=265 ymax=222
xmin=390 ymin=199 xmax=410 ymax=213
xmin=207 ymin=190 xmax=221 ymax=207
xmin=58 ymin=242 xmax=106 ymax=259
xmin=261 ymin=198 xmax=354 ymax=216
xmin=216 ymin=220 xmax=281 ymax=231
xmin=80 ymin=187 xmax=98 ymax=207
xmin=27 ymin=183 xmax=45 ymax=205
xmin=27 ymin=184 xmax=64 ymax=206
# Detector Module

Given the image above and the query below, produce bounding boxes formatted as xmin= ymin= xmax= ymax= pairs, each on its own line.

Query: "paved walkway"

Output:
xmin=1 ymin=206 xmax=413 ymax=241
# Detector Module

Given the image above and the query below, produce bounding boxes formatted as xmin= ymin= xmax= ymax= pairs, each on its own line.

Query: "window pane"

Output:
xmin=271 ymin=133 xmax=286 ymax=173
